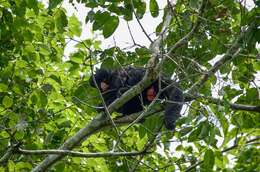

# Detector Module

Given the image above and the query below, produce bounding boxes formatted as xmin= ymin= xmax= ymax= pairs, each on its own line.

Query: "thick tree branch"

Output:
xmin=17 ymin=148 xmax=148 ymax=158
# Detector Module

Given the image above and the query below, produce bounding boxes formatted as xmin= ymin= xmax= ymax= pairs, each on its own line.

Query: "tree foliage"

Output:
xmin=0 ymin=0 xmax=259 ymax=171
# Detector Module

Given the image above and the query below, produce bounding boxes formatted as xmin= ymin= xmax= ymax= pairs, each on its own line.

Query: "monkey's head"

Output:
xmin=89 ymin=69 xmax=112 ymax=92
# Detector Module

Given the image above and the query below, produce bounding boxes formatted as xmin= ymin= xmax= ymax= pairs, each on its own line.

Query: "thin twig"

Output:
xmin=130 ymin=0 xmax=153 ymax=43
xmin=126 ymin=21 xmax=137 ymax=45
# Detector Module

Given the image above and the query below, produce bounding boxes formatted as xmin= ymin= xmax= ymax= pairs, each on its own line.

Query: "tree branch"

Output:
xmin=201 ymin=95 xmax=260 ymax=113
xmin=184 ymin=94 xmax=260 ymax=113
xmin=17 ymin=148 xmax=148 ymax=158
xmin=188 ymin=22 xmax=257 ymax=94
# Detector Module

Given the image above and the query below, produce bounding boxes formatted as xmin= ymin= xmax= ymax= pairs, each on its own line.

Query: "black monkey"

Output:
xmin=89 ymin=69 xmax=120 ymax=108
xmin=89 ymin=66 xmax=183 ymax=130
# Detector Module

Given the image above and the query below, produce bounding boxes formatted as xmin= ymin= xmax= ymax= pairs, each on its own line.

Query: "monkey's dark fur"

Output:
xmin=89 ymin=66 xmax=183 ymax=130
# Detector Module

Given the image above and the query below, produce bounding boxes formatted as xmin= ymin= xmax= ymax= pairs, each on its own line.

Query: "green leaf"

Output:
xmin=107 ymin=4 xmax=122 ymax=15
xmin=12 ymin=85 xmax=23 ymax=95
xmin=122 ymin=3 xmax=133 ymax=21
xmin=176 ymin=145 xmax=183 ymax=151
xmin=135 ymin=47 xmax=150 ymax=56
xmin=138 ymin=126 xmax=147 ymax=139
xmin=188 ymin=129 xmax=199 ymax=142
xmin=203 ymin=149 xmax=215 ymax=171
xmin=103 ymin=16 xmax=119 ymax=38
xmin=68 ymin=15 xmax=82 ymax=37
xmin=136 ymin=1 xmax=146 ymax=18
xmin=0 ymin=1 xmax=10 ymax=8
xmin=155 ymin=22 xmax=163 ymax=35
xmin=15 ymin=130 xmax=25 ymax=140
xmin=2 ymin=96 xmax=13 ymax=108
xmin=93 ymin=11 xmax=110 ymax=31
xmin=150 ymin=0 xmax=159 ymax=17
xmin=85 ymin=1 xmax=99 ymax=8
xmin=188 ymin=123 xmax=203 ymax=142
xmin=73 ymin=81 xmax=92 ymax=106
xmin=162 ymin=58 xmax=176 ymax=77
xmin=55 ymin=9 xmax=68 ymax=33
xmin=16 ymin=162 xmax=32 ymax=171
xmin=54 ymin=162 xmax=65 ymax=171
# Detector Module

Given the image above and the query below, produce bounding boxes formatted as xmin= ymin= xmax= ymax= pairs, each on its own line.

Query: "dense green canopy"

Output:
xmin=0 ymin=0 xmax=259 ymax=171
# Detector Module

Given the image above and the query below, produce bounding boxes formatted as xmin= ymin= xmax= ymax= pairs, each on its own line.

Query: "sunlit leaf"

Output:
xmin=68 ymin=15 xmax=82 ymax=37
